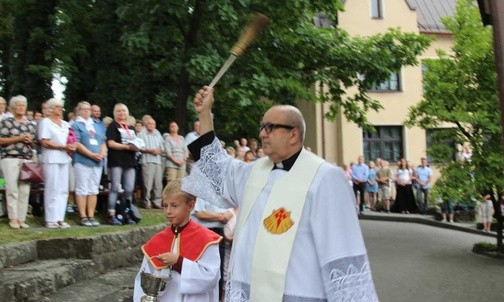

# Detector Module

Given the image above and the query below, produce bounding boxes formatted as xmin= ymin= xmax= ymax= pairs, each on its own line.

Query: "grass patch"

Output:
xmin=0 ymin=208 xmax=167 ymax=246
xmin=472 ymin=241 xmax=497 ymax=253
xmin=472 ymin=241 xmax=504 ymax=259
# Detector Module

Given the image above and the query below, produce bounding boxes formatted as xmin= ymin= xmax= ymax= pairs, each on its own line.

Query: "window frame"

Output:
xmin=363 ymin=126 xmax=404 ymax=162
xmin=369 ymin=71 xmax=401 ymax=92
xmin=371 ymin=0 xmax=383 ymax=19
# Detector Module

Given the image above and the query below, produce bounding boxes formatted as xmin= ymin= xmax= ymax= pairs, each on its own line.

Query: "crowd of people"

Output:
xmin=344 ymin=155 xmax=433 ymax=216
xmin=0 ymin=96 xmax=110 ymax=228
xmin=0 ymin=93 xmax=288 ymax=231
xmin=0 ymin=93 xmax=480 ymax=230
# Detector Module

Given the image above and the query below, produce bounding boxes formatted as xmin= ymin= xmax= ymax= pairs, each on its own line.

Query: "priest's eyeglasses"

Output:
xmin=259 ymin=122 xmax=295 ymax=134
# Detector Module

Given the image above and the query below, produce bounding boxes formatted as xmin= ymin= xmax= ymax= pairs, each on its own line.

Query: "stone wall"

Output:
xmin=1 ymin=224 xmax=168 ymax=301
xmin=36 ymin=225 xmax=167 ymax=272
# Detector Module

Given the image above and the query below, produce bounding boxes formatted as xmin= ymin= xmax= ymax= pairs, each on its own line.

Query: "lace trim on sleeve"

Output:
xmin=225 ymin=280 xmax=250 ymax=302
xmin=321 ymin=254 xmax=379 ymax=302
xmin=182 ymin=138 xmax=232 ymax=206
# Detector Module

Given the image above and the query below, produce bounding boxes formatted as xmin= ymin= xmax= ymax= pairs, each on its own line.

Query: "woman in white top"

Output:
xmin=39 ymin=98 xmax=76 ymax=228
xmin=392 ymin=158 xmax=417 ymax=214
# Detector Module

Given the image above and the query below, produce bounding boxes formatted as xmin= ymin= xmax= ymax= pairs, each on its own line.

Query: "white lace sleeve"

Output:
xmin=182 ymin=138 xmax=233 ymax=207
xmin=322 ymin=254 xmax=379 ymax=302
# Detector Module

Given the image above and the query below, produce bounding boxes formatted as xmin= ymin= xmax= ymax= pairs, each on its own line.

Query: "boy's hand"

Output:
xmin=154 ymin=252 xmax=179 ymax=266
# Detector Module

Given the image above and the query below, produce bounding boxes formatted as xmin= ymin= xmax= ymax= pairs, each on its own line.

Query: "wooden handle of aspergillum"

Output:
xmin=230 ymin=13 xmax=271 ymax=57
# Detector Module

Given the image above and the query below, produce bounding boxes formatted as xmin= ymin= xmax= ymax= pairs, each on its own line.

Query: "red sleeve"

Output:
xmin=172 ymin=255 xmax=184 ymax=273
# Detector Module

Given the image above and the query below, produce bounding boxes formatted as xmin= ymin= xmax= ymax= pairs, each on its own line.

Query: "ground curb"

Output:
xmin=359 ymin=213 xmax=496 ymax=238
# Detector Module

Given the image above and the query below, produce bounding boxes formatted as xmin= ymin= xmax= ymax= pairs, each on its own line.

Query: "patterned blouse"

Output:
xmin=0 ymin=117 xmax=36 ymax=159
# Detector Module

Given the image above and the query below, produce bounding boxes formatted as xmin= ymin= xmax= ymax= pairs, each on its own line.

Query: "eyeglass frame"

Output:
xmin=259 ymin=122 xmax=295 ymax=134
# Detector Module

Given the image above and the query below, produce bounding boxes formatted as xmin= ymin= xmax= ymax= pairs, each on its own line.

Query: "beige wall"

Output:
xmin=300 ymin=0 xmax=454 ymax=175
xmin=339 ymin=0 xmax=419 ymax=35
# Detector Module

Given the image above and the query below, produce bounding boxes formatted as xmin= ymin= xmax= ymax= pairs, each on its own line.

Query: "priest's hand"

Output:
xmin=154 ymin=252 xmax=179 ymax=266
xmin=193 ymin=86 xmax=215 ymax=135
xmin=194 ymin=86 xmax=214 ymax=114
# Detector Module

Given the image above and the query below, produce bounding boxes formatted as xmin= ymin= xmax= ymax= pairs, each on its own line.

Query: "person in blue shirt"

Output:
xmin=415 ymin=157 xmax=432 ymax=214
xmin=91 ymin=105 xmax=106 ymax=136
xmin=351 ymin=155 xmax=369 ymax=215
xmin=365 ymin=161 xmax=379 ymax=211
xmin=73 ymin=102 xmax=107 ymax=226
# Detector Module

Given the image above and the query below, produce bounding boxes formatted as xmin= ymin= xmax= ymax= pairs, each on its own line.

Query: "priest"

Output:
xmin=183 ymin=86 xmax=379 ymax=302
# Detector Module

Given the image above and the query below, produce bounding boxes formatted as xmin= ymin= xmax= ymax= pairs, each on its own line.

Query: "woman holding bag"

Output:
xmin=0 ymin=95 xmax=36 ymax=229
xmin=39 ymin=98 xmax=76 ymax=228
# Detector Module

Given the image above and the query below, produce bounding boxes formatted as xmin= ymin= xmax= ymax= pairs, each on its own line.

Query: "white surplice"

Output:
xmin=183 ymin=138 xmax=379 ymax=302
xmin=133 ymin=244 xmax=220 ymax=302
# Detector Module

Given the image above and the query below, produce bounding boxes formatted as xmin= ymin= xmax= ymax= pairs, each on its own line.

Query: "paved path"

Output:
xmin=361 ymin=220 xmax=504 ymax=302
xmin=40 ymin=214 xmax=503 ymax=301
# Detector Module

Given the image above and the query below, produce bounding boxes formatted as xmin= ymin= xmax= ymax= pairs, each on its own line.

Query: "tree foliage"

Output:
xmin=406 ymin=0 xmax=504 ymax=199
xmin=3 ymin=0 xmax=430 ymax=142
xmin=113 ymin=0 xmax=430 ymax=140
xmin=0 ymin=0 xmax=14 ymax=96
xmin=54 ymin=0 xmax=149 ymax=117
xmin=6 ymin=0 xmax=57 ymax=106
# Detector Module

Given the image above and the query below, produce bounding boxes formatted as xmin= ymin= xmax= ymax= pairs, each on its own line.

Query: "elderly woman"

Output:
xmin=106 ymin=103 xmax=138 ymax=225
xmin=164 ymin=121 xmax=189 ymax=182
xmin=39 ymin=98 xmax=76 ymax=228
xmin=0 ymin=95 xmax=36 ymax=229
xmin=72 ymin=101 xmax=107 ymax=227
xmin=0 ymin=96 xmax=13 ymax=120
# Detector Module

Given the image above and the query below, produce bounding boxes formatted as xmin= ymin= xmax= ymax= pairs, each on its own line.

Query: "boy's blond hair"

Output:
xmin=163 ymin=179 xmax=196 ymax=203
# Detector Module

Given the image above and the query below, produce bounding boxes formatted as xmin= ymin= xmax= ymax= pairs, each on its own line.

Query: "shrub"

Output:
xmin=472 ymin=242 xmax=497 ymax=254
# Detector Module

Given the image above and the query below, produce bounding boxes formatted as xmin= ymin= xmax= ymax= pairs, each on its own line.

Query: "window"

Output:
xmin=421 ymin=61 xmax=427 ymax=93
xmin=313 ymin=12 xmax=337 ymax=28
xmin=421 ymin=61 xmax=428 ymax=76
xmin=426 ymin=129 xmax=457 ymax=163
xmin=363 ymin=126 xmax=403 ymax=162
xmin=370 ymin=71 xmax=401 ymax=91
xmin=371 ymin=0 xmax=383 ymax=18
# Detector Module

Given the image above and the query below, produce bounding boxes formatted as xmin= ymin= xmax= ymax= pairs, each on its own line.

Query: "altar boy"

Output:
xmin=133 ymin=179 xmax=222 ymax=302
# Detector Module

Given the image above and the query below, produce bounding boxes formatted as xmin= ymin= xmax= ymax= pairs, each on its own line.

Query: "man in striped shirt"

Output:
xmin=138 ymin=116 xmax=165 ymax=209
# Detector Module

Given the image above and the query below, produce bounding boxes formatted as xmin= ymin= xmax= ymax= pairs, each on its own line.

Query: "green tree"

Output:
xmin=0 ymin=0 xmax=14 ymax=97
xmin=47 ymin=1 xmax=430 ymax=139
xmin=54 ymin=0 xmax=149 ymax=116
xmin=407 ymin=0 xmax=504 ymax=253
xmin=407 ymin=0 xmax=503 ymax=195
xmin=8 ymin=0 xmax=57 ymax=107
xmin=114 ymin=0 xmax=430 ymax=140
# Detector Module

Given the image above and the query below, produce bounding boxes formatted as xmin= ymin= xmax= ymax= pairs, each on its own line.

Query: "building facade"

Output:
xmin=299 ymin=0 xmax=457 ymax=175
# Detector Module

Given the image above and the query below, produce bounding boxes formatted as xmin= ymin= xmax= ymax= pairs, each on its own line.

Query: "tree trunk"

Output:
xmin=176 ymin=69 xmax=190 ymax=135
